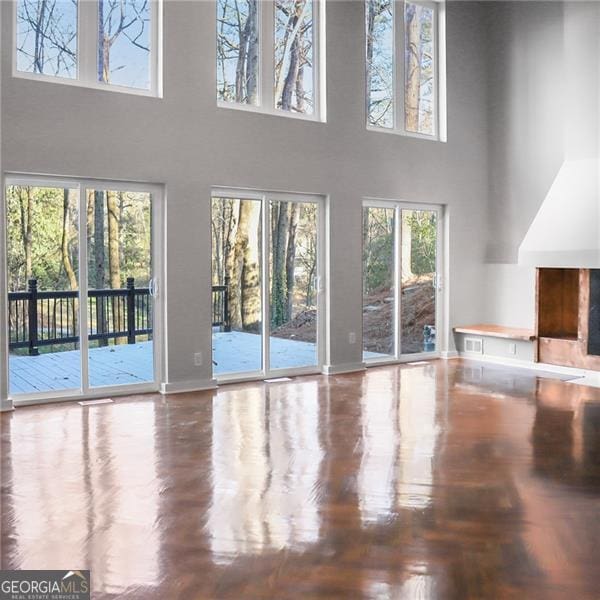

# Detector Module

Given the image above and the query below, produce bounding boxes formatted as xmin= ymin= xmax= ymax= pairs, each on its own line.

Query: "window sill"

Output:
xmin=12 ymin=70 xmax=162 ymax=99
xmin=366 ymin=124 xmax=446 ymax=143
xmin=217 ymin=100 xmax=325 ymax=123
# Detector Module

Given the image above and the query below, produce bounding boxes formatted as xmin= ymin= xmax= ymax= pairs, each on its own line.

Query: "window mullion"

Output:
xmin=78 ymin=0 xmax=98 ymax=85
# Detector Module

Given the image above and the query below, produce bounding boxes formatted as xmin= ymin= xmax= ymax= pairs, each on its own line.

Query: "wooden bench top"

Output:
xmin=453 ymin=324 xmax=536 ymax=341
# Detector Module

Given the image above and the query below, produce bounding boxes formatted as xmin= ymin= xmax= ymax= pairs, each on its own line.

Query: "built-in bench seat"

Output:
xmin=453 ymin=324 xmax=536 ymax=362
xmin=453 ymin=324 xmax=536 ymax=341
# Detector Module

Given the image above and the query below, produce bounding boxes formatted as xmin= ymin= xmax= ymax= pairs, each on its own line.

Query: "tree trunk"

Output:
xmin=366 ymin=0 xmax=376 ymax=120
xmin=107 ymin=191 xmax=121 ymax=289
xmin=93 ymin=191 xmax=107 ymax=345
xmin=235 ymin=16 xmax=248 ymax=102
xmin=405 ymin=3 xmax=422 ymax=132
xmin=241 ymin=201 xmax=261 ymax=331
xmin=280 ymin=2 xmax=303 ymax=111
xmin=98 ymin=0 xmax=105 ymax=81
xmin=285 ymin=204 xmax=299 ymax=320
xmin=107 ymin=191 xmax=123 ymax=343
xmin=19 ymin=187 xmax=33 ymax=280
xmin=229 ymin=200 xmax=247 ymax=329
xmin=246 ymin=0 xmax=259 ymax=104
xmin=225 ymin=200 xmax=241 ymax=328
xmin=93 ymin=192 xmax=105 ymax=288
xmin=61 ymin=189 xmax=78 ymax=290
xmin=34 ymin=0 xmax=47 ymax=73
xmin=275 ymin=0 xmax=309 ymax=106
xmin=295 ymin=64 xmax=305 ymax=113
xmin=401 ymin=213 xmax=414 ymax=283
xmin=272 ymin=202 xmax=289 ymax=327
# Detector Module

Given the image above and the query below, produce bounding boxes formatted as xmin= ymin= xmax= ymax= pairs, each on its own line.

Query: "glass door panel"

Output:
xmin=362 ymin=206 xmax=396 ymax=360
xmin=211 ymin=197 xmax=263 ymax=376
xmin=86 ymin=190 xmax=154 ymax=387
xmin=400 ymin=209 xmax=437 ymax=355
xmin=6 ymin=184 xmax=81 ymax=395
xmin=269 ymin=200 xmax=318 ymax=370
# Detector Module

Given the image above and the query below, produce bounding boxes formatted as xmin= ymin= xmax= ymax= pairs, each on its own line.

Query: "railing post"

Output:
xmin=224 ymin=276 xmax=231 ymax=332
xmin=127 ymin=277 xmax=136 ymax=344
xmin=27 ymin=278 xmax=39 ymax=356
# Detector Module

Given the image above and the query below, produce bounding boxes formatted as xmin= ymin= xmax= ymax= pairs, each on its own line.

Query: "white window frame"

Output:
xmin=2 ymin=173 xmax=165 ymax=406
xmin=361 ymin=198 xmax=445 ymax=365
xmin=12 ymin=0 xmax=163 ymax=98
xmin=211 ymin=187 xmax=327 ymax=383
xmin=366 ymin=0 xmax=446 ymax=141
xmin=216 ymin=0 xmax=326 ymax=122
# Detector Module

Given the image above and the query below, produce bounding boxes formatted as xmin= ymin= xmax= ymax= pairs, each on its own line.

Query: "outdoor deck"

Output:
xmin=9 ymin=332 xmax=384 ymax=395
xmin=9 ymin=342 xmax=155 ymax=395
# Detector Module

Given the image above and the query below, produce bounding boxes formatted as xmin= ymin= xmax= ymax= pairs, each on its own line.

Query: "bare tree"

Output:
xmin=17 ymin=0 xmax=77 ymax=76
xmin=285 ymin=203 xmax=300 ymax=319
xmin=275 ymin=0 xmax=313 ymax=112
xmin=18 ymin=187 xmax=34 ymax=280
xmin=271 ymin=202 xmax=289 ymax=327
xmin=217 ymin=0 xmax=259 ymax=103
xmin=98 ymin=0 xmax=149 ymax=84
xmin=61 ymin=189 xmax=77 ymax=291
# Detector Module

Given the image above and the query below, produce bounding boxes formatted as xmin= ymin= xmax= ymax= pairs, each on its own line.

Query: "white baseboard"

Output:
xmin=441 ymin=350 xmax=459 ymax=360
xmin=322 ymin=362 xmax=366 ymax=375
xmin=160 ymin=378 xmax=218 ymax=394
xmin=457 ymin=352 xmax=591 ymax=378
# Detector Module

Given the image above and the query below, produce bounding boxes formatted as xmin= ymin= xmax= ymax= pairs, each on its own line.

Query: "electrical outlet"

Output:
xmin=194 ymin=352 xmax=203 ymax=366
xmin=508 ymin=343 xmax=516 ymax=355
xmin=348 ymin=332 xmax=356 ymax=345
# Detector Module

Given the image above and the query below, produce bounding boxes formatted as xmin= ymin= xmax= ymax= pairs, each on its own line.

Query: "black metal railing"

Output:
xmin=212 ymin=276 xmax=231 ymax=332
xmin=8 ymin=277 xmax=231 ymax=355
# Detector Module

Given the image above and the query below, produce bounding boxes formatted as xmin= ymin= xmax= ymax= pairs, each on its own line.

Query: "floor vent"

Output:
xmin=464 ymin=337 xmax=483 ymax=354
xmin=78 ymin=399 xmax=114 ymax=406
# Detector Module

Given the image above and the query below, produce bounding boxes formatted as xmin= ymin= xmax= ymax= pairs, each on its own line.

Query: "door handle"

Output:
xmin=149 ymin=278 xmax=158 ymax=298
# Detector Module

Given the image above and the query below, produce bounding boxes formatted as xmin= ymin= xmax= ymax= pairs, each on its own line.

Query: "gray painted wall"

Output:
xmin=484 ymin=1 xmax=600 ymax=329
xmin=0 ymin=1 xmax=491 ymax=401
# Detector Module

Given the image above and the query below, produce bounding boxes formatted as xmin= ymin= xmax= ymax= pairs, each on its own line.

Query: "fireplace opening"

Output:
xmin=538 ymin=268 xmax=579 ymax=340
xmin=536 ymin=268 xmax=600 ymax=370
xmin=589 ymin=270 xmax=600 ymax=356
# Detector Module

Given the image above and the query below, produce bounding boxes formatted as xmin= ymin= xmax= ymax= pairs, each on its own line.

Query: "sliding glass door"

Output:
xmin=362 ymin=206 xmax=396 ymax=359
xmin=4 ymin=177 xmax=161 ymax=401
xmin=362 ymin=201 xmax=442 ymax=362
xmin=400 ymin=208 xmax=439 ymax=355
xmin=86 ymin=188 xmax=156 ymax=388
xmin=211 ymin=196 xmax=263 ymax=375
xmin=269 ymin=199 xmax=318 ymax=370
xmin=212 ymin=191 xmax=323 ymax=379
xmin=5 ymin=183 xmax=81 ymax=395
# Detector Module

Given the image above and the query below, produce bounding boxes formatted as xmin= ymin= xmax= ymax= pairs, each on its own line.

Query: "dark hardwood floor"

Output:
xmin=2 ymin=360 xmax=599 ymax=599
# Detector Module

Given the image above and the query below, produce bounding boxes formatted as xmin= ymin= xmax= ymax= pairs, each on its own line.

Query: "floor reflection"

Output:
xmin=5 ymin=402 xmax=160 ymax=596
xmin=207 ymin=381 xmax=323 ymax=563
xmin=396 ymin=366 xmax=439 ymax=510
xmin=2 ymin=360 xmax=600 ymax=598
xmin=358 ymin=369 xmax=399 ymax=523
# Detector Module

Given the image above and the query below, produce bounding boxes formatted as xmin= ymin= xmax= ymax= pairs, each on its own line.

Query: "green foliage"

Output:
xmin=6 ymin=186 xmax=152 ymax=293
xmin=408 ymin=211 xmax=436 ymax=275
xmin=6 ymin=186 xmax=78 ymax=292
xmin=363 ymin=207 xmax=394 ymax=294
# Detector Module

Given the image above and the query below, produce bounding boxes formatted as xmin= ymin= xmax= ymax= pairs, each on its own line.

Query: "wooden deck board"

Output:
xmin=9 ymin=342 xmax=154 ymax=395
